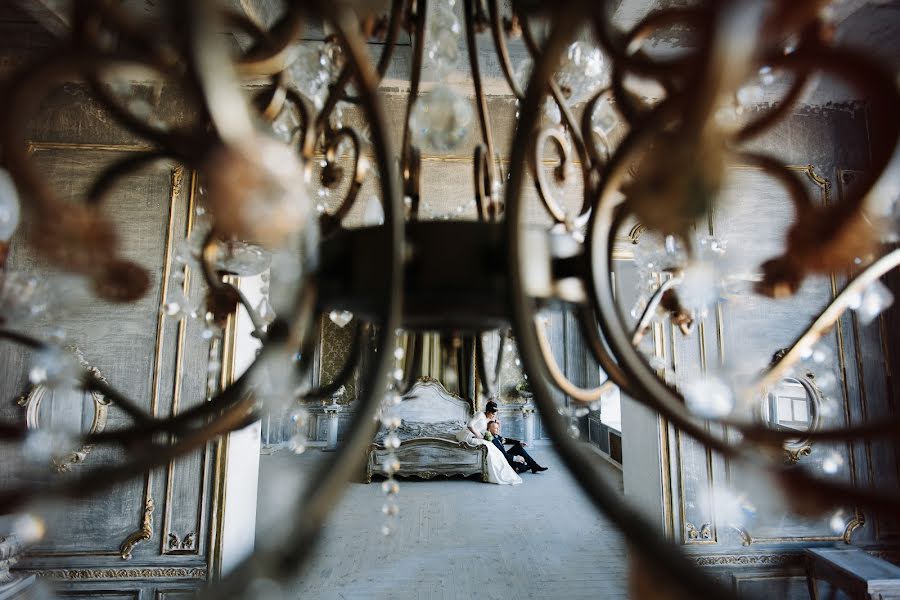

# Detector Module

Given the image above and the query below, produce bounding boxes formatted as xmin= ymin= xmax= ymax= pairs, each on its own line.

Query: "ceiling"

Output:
xmin=6 ymin=0 xmax=900 ymax=105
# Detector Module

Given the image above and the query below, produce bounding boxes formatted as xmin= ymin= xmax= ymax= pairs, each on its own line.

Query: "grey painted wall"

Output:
xmin=620 ymin=103 xmax=900 ymax=597
xmin=0 ymin=80 xmax=216 ymax=596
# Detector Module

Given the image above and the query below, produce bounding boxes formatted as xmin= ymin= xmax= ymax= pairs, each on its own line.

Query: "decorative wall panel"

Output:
xmin=0 ymin=82 xmax=215 ymax=598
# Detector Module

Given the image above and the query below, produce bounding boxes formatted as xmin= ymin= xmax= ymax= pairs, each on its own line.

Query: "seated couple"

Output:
xmin=455 ymin=401 xmax=547 ymax=485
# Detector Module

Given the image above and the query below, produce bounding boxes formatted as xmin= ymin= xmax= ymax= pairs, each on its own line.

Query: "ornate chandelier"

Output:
xmin=0 ymin=0 xmax=898 ymax=597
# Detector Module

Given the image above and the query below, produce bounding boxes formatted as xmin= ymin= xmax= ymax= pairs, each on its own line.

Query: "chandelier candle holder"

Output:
xmin=0 ymin=0 xmax=898 ymax=598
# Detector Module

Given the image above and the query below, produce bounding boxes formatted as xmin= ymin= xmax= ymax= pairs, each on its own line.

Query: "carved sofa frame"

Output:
xmin=366 ymin=378 xmax=489 ymax=483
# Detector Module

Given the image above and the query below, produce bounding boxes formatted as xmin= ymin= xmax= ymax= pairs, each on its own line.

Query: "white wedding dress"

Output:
xmin=455 ymin=411 xmax=522 ymax=485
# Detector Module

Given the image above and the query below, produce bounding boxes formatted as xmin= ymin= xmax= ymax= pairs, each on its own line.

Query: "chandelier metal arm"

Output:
xmin=87 ymin=71 xmax=203 ymax=153
xmin=231 ymin=2 xmax=306 ymax=76
xmin=395 ymin=330 xmax=424 ymax=396
xmin=572 ymin=303 xmax=638 ymax=397
xmin=400 ymin=0 xmax=427 ymax=216
xmin=728 ymin=19 xmax=825 ymax=145
xmin=534 ymin=317 xmax=609 ymax=402
xmin=584 ymin=45 xmax=900 ymax=454
xmin=517 ymin=13 xmax=591 ymax=178
xmin=84 ymin=152 xmax=185 ymax=207
xmin=504 ymin=8 xmax=738 ymax=598
xmin=0 ymin=373 xmax=259 ymax=515
xmin=201 ymin=4 xmax=406 ymax=596
xmin=252 ymin=73 xmax=290 ymax=122
xmin=473 ymin=144 xmax=492 ymax=221
xmin=319 ymin=127 xmax=369 ymax=232
xmin=580 ymin=89 xmax=613 ymax=168
xmin=281 ymin=87 xmax=320 ymax=162
xmin=518 ymin=12 xmax=600 ymax=226
xmin=621 ymin=6 xmax=709 ymax=76
xmin=464 ymin=0 xmax=501 ymax=196
xmin=486 ymin=0 xmax=524 ymax=101
xmin=754 ymin=48 xmax=900 ymax=295
xmin=317 ymin=0 xmax=405 ymax=116
xmin=188 ymin=1 xmax=257 ymax=147
xmin=530 ymin=127 xmax=572 ymax=225
xmin=630 ymin=275 xmax=685 ymax=347
xmin=77 ymin=0 xmax=182 ymax=71
xmin=474 ymin=328 xmax=506 ymax=400
xmin=0 ymin=323 xmax=283 ymax=444
xmin=755 ymin=247 xmax=900 ymax=395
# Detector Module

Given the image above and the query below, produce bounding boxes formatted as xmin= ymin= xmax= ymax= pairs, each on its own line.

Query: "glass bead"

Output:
xmin=682 ymin=374 xmax=734 ymax=418
xmin=409 ymin=86 xmax=473 ymax=153
xmin=328 ymin=310 xmax=354 ymax=328
xmin=0 ymin=168 xmax=22 ymax=241
xmin=822 ymin=452 xmax=844 ymax=475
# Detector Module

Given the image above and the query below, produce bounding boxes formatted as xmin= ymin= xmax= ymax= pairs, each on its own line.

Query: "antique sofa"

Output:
xmin=366 ymin=378 xmax=488 ymax=482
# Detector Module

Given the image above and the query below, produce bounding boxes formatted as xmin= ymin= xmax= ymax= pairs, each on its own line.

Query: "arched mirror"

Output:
xmin=760 ymin=371 xmax=823 ymax=464
xmin=17 ymin=348 xmax=109 ymax=472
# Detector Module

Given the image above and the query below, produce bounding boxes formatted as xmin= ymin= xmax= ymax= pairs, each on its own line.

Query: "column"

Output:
xmin=323 ymin=404 xmax=342 ymax=452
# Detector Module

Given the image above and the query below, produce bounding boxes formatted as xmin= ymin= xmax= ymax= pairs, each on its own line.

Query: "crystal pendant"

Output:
xmin=679 ymin=260 xmax=719 ymax=318
xmin=425 ymin=3 xmax=461 ymax=75
xmin=256 ymin=296 xmax=276 ymax=327
xmin=409 ymin=86 xmax=473 ymax=153
xmin=543 ymin=98 xmax=561 ymax=124
xmin=381 ymin=454 xmax=401 ymax=475
xmin=271 ymin=107 xmax=300 ymax=144
xmin=554 ymin=42 xmax=605 ymax=106
xmin=162 ymin=287 xmax=198 ymax=320
xmin=253 ymin=354 xmax=297 ymax=414
xmin=0 ymin=168 xmax=22 ymax=241
xmin=682 ymin=374 xmax=734 ymax=418
xmin=287 ymin=45 xmax=331 ymax=110
xmin=829 ymin=510 xmax=847 ymax=534
xmin=850 ymin=279 xmax=894 ymax=325
xmin=514 ymin=58 xmax=533 ymax=91
xmin=28 ymin=347 xmax=80 ymax=389
xmin=736 ymin=66 xmax=784 ymax=107
xmin=591 ymin=99 xmax=618 ymax=136
xmin=328 ymin=310 xmax=353 ymax=328
xmin=383 ymin=433 xmax=401 ymax=449
xmin=288 ymin=433 xmax=307 ymax=454
xmin=0 ymin=272 xmax=53 ymax=323
xmin=363 ymin=195 xmax=384 ymax=226
xmin=821 ymin=451 xmax=844 ymax=475
xmin=213 ymin=239 xmax=272 ymax=276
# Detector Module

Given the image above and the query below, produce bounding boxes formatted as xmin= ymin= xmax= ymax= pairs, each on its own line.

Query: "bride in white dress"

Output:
xmin=456 ymin=401 xmax=522 ymax=485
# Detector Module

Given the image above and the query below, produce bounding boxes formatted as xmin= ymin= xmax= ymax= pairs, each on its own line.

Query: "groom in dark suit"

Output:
xmin=486 ymin=420 xmax=548 ymax=474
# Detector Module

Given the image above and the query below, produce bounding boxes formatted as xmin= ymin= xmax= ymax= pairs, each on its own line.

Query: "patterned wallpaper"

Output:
xmin=317 ymin=317 xmax=357 ymax=404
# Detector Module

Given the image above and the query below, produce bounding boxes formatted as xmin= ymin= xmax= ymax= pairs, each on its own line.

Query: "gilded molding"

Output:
xmin=842 ymin=513 xmax=866 ymax=544
xmin=627 ymin=223 xmax=646 ymax=244
xmin=167 ymin=532 xmax=196 ymax=551
xmin=170 ymin=165 xmax=185 ymax=201
xmin=17 ymin=346 xmax=110 ymax=473
xmin=686 ymin=522 xmax=712 ymax=541
xmin=691 ymin=553 xmax=801 ymax=567
xmin=120 ymin=497 xmax=155 ymax=560
xmin=732 ymin=525 xmax=753 ymax=547
xmin=26 ymin=567 xmax=206 ymax=580
xmin=784 ymin=445 xmax=812 ymax=464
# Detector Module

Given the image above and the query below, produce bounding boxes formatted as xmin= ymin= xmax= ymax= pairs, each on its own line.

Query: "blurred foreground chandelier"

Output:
xmin=1 ymin=0 xmax=899 ymax=597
